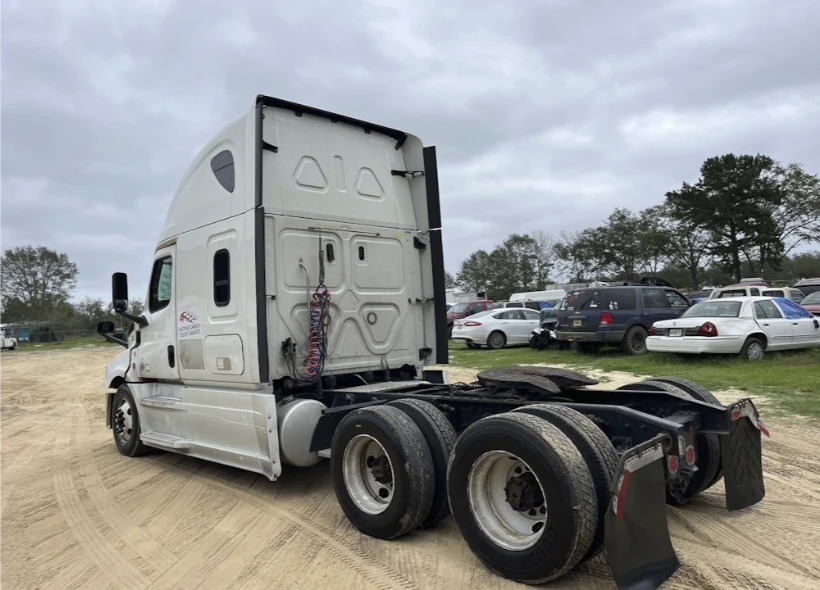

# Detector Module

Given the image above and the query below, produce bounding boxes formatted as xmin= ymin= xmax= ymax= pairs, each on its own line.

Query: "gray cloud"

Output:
xmin=3 ymin=0 xmax=820 ymax=301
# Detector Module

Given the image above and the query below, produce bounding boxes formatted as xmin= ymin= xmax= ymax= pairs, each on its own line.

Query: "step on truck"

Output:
xmin=98 ymin=95 xmax=769 ymax=590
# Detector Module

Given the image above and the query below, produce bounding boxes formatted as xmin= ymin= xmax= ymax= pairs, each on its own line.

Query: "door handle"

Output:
xmin=763 ymin=323 xmax=769 ymax=326
xmin=167 ymin=345 xmax=175 ymax=368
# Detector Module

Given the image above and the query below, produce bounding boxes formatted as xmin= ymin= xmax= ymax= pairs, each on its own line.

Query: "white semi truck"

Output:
xmin=99 ymin=95 xmax=769 ymax=590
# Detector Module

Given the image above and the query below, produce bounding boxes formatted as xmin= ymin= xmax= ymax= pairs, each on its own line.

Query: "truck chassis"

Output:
xmin=109 ymin=364 xmax=767 ymax=590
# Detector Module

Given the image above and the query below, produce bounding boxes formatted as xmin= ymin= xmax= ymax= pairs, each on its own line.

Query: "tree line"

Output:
xmin=451 ymin=154 xmax=820 ymax=299
xmin=0 ymin=245 xmax=142 ymax=332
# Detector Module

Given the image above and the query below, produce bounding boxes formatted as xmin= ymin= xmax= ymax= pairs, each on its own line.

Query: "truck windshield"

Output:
xmin=449 ymin=303 xmax=468 ymax=314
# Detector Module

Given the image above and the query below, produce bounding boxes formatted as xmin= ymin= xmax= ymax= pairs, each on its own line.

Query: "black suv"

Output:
xmin=554 ymin=285 xmax=691 ymax=354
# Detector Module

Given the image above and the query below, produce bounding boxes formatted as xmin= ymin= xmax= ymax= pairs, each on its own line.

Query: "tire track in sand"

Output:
xmin=158 ymin=458 xmax=418 ymax=590
xmin=52 ymin=470 xmax=150 ymax=590
xmin=78 ymin=464 xmax=177 ymax=571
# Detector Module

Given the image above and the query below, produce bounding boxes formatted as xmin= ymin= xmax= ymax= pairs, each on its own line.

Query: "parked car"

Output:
xmin=488 ymin=300 xmax=551 ymax=311
xmin=794 ymin=278 xmax=820 ymax=296
xmin=686 ymin=289 xmax=714 ymax=303
xmin=801 ymin=291 xmax=820 ymax=316
xmin=554 ymin=285 xmax=692 ymax=355
xmin=709 ymin=284 xmax=804 ymax=301
xmin=446 ymin=299 xmax=494 ymax=337
xmin=528 ymin=307 xmax=568 ymax=349
xmin=452 ymin=308 xmax=542 ymax=349
xmin=1 ymin=328 xmax=18 ymax=350
xmin=647 ymin=297 xmax=820 ymax=359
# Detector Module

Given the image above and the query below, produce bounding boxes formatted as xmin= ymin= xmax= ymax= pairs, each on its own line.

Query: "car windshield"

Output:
xmin=449 ymin=302 xmax=468 ymax=313
xmin=681 ymin=300 xmax=743 ymax=318
xmin=802 ymin=292 xmax=820 ymax=304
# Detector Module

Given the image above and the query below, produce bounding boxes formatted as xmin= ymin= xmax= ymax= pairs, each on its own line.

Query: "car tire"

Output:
xmin=112 ymin=386 xmax=152 ymax=457
xmin=740 ymin=336 xmax=765 ymax=360
xmin=448 ymin=324 xmax=454 ymax=339
xmin=511 ymin=404 xmax=617 ymax=562
xmin=447 ymin=412 xmax=597 ymax=584
xmin=10 ymin=342 xmax=16 ymax=350
xmin=620 ymin=325 xmax=648 ymax=355
xmin=486 ymin=331 xmax=506 ymax=350
xmin=387 ymin=399 xmax=457 ymax=528
xmin=467 ymin=343 xmax=482 ymax=350
xmin=331 ymin=405 xmax=434 ymax=540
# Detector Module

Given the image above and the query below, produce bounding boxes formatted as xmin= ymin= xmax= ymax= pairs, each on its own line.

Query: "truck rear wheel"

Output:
xmin=112 ymin=386 xmax=151 ymax=457
xmin=620 ymin=325 xmax=648 ymax=355
xmin=511 ymin=404 xmax=617 ymax=562
xmin=648 ymin=376 xmax=724 ymax=489
xmin=330 ymin=406 xmax=434 ymax=540
xmin=447 ymin=412 xmax=596 ymax=584
xmin=387 ymin=399 xmax=457 ymax=528
xmin=639 ymin=379 xmax=722 ymax=503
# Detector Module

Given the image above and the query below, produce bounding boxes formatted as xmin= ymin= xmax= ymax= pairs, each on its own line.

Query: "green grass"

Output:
xmin=3 ymin=335 xmax=119 ymax=352
xmin=448 ymin=343 xmax=820 ymax=419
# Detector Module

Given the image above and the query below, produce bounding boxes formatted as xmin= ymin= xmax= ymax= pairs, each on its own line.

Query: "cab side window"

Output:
xmin=149 ymin=257 xmax=173 ymax=312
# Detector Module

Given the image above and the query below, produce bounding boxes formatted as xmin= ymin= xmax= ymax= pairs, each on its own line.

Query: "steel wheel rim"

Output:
xmin=114 ymin=399 xmax=134 ymax=443
xmin=747 ymin=342 xmax=764 ymax=360
xmin=342 ymin=435 xmax=394 ymax=515
xmin=467 ymin=451 xmax=548 ymax=551
xmin=489 ymin=334 xmax=504 ymax=348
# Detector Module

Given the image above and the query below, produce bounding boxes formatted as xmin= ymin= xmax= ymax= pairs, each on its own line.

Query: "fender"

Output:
xmin=105 ymin=348 xmax=130 ymax=389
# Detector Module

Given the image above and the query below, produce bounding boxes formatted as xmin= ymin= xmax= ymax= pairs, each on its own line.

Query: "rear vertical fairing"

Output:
xmin=254 ymin=96 xmax=440 ymax=381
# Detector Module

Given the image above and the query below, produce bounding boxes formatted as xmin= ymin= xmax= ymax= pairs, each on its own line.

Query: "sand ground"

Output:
xmin=2 ymin=347 xmax=819 ymax=589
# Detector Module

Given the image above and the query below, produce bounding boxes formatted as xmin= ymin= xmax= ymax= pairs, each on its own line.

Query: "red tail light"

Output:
xmin=698 ymin=322 xmax=718 ymax=337
xmin=648 ymin=325 xmax=656 ymax=336
xmin=600 ymin=312 xmax=614 ymax=325
xmin=464 ymin=321 xmax=482 ymax=327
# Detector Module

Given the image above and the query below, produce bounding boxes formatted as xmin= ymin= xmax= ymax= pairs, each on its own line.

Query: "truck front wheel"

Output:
xmin=112 ymin=386 xmax=151 ymax=457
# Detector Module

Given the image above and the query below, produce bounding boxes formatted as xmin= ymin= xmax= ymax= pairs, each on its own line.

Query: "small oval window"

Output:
xmin=210 ymin=150 xmax=235 ymax=193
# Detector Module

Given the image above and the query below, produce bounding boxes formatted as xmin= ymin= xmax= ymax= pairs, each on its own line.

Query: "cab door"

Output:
xmin=135 ymin=246 xmax=180 ymax=380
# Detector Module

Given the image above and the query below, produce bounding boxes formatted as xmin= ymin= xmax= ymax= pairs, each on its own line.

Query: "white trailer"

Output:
xmin=99 ymin=96 xmax=769 ymax=590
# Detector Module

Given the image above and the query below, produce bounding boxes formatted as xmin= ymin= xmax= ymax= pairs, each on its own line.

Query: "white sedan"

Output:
xmin=452 ymin=308 xmax=542 ymax=349
xmin=646 ymin=296 xmax=820 ymax=360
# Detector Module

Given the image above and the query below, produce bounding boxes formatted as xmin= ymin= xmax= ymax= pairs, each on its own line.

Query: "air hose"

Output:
xmin=284 ymin=237 xmax=331 ymax=384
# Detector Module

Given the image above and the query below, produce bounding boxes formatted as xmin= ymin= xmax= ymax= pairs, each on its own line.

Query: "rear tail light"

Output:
xmin=464 ymin=321 xmax=482 ymax=327
xmin=648 ymin=325 xmax=656 ymax=336
xmin=697 ymin=321 xmax=718 ymax=337
xmin=600 ymin=312 xmax=614 ymax=325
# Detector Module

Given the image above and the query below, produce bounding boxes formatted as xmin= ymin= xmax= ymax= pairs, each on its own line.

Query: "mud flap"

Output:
xmin=721 ymin=399 xmax=767 ymax=512
xmin=605 ymin=435 xmax=680 ymax=590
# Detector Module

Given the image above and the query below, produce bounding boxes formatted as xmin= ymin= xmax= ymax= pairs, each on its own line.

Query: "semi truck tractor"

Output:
xmin=98 ymin=95 xmax=768 ymax=590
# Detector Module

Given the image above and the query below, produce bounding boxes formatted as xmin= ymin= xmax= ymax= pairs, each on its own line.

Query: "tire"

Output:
xmin=447 ymin=412 xmax=597 ymax=584
xmin=639 ymin=379 xmax=722 ymax=504
xmin=330 ymin=405 xmax=434 ymax=540
xmin=511 ymin=404 xmax=617 ymax=562
xmin=112 ymin=386 xmax=151 ymax=457
xmin=387 ymin=399 xmax=457 ymax=527
xmin=620 ymin=325 xmax=648 ymax=355
xmin=649 ymin=376 xmax=724 ymax=488
xmin=10 ymin=342 xmax=16 ymax=350
xmin=467 ymin=343 xmax=482 ymax=350
xmin=448 ymin=324 xmax=454 ymax=339
xmin=486 ymin=331 xmax=506 ymax=350
xmin=740 ymin=336 xmax=765 ymax=360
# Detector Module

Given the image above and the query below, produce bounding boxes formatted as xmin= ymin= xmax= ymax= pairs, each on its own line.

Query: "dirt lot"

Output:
xmin=3 ymin=348 xmax=820 ymax=590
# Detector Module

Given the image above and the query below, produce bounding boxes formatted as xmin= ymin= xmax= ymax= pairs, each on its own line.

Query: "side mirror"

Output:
xmin=112 ymin=273 xmax=129 ymax=312
xmin=97 ymin=321 xmax=115 ymax=334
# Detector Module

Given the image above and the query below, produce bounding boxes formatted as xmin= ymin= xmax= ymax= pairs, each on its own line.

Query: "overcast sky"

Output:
xmin=3 ymin=0 xmax=820 ymax=301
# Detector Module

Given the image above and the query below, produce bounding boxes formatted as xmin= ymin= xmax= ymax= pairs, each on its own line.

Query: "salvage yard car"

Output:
xmin=801 ymin=291 xmax=820 ymax=316
xmin=647 ymin=297 xmax=820 ymax=359
xmin=452 ymin=307 xmax=541 ymax=349
xmin=554 ymin=285 xmax=692 ymax=355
